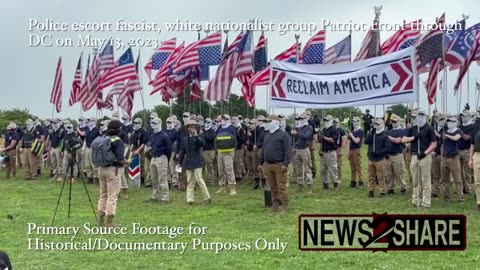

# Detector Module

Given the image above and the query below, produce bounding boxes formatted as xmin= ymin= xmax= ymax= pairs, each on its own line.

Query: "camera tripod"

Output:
xmin=51 ymin=150 xmax=97 ymax=225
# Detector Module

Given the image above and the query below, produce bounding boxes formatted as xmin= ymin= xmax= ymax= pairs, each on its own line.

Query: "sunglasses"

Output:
xmin=166 ymin=121 xmax=172 ymax=124
xmin=391 ymin=121 xmax=397 ymax=124
xmin=205 ymin=121 xmax=212 ymax=124
xmin=182 ymin=115 xmax=189 ymax=118
xmin=134 ymin=122 xmax=141 ymax=125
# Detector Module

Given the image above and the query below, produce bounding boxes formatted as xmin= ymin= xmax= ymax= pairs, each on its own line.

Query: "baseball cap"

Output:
xmin=374 ymin=118 xmax=385 ymax=125
xmin=182 ymin=112 xmax=191 ymax=118
xmin=222 ymin=114 xmax=231 ymax=120
xmin=352 ymin=116 xmax=360 ymax=122
xmin=205 ymin=118 xmax=213 ymax=124
xmin=256 ymin=115 xmax=266 ymax=122
xmin=133 ymin=118 xmax=143 ymax=125
xmin=150 ymin=112 xmax=158 ymax=118
xmin=333 ymin=117 xmax=340 ymax=123
xmin=166 ymin=117 xmax=174 ymax=123
xmin=150 ymin=117 xmax=162 ymax=125
xmin=446 ymin=115 xmax=457 ymax=122
xmin=266 ymin=114 xmax=280 ymax=122
xmin=323 ymin=115 xmax=333 ymax=121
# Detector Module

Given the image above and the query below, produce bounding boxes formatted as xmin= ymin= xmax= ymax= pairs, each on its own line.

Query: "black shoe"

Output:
xmin=260 ymin=178 xmax=266 ymax=188
xmin=400 ymin=189 xmax=406 ymax=195
xmin=37 ymin=169 xmax=42 ymax=176
xmin=463 ymin=189 xmax=470 ymax=195
xmin=477 ymin=205 xmax=480 ymax=212
xmin=187 ymin=201 xmax=194 ymax=206
xmin=432 ymin=193 xmax=438 ymax=198
xmin=323 ymin=183 xmax=329 ymax=190
xmin=88 ymin=177 xmax=94 ymax=184
xmin=50 ymin=171 xmax=54 ymax=178
xmin=368 ymin=191 xmax=374 ymax=198
xmin=235 ymin=177 xmax=242 ymax=182
xmin=333 ymin=183 xmax=339 ymax=191
xmin=144 ymin=198 xmax=159 ymax=203
xmin=380 ymin=193 xmax=386 ymax=197
xmin=144 ymin=184 xmax=152 ymax=188
xmin=349 ymin=181 xmax=357 ymax=188
xmin=387 ymin=189 xmax=394 ymax=195
xmin=253 ymin=178 xmax=260 ymax=190
xmin=358 ymin=181 xmax=365 ymax=188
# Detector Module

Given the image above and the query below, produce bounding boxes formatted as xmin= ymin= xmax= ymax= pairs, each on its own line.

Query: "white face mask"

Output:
xmin=133 ymin=124 xmax=141 ymax=131
xmin=123 ymin=120 xmax=131 ymax=125
xmin=166 ymin=123 xmax=174 ymax=130
xmin=280 ymin=119 xmax=286 ymax=127
xmin=436 ymin=120 xmax=445 ymax=129
xmin=295 ymin=120 xmax=302 ymax=128
xmin=324 ymin=120 xmax=333 ymax=129
xmin=462 ymin=116 xmax=472 ymax=125
xmin=233 ymin=121 xmax=240 ymax=128
xmin=151 ymin=123 xmax=162 ymax=133
xmin=447 ymin=122 xmax=457 ymax=131
xmin=183 ymin=117 xmax=189 ymax=123
xmin=205 ymin=123 xmax=212 ymax=130
xmin=101 ymin=125 xmax=107 ymax=132
xmin=259 ymin=123 xmax=265 ymax=128
xmin=269 ymin=120 xmax=280 ymax=133
xmin=88 ymin=121 xmax=96 ymax=128
xmin=417 ymin=115 xmax=427 ymax=127
xmin=392 ymin=122 xmax=401 ymax=129
xmin=374 ymin=124 xmax=385 ymax=134
xmin=26 ymin=124 xmax=33 ymax=130
xmin=66 ymin=127 xmax=73 ymax=134
xmin=353 ymin=121 xmax=360 ymax=130
xmin=221 ymin=120 xmax=231 ymax=128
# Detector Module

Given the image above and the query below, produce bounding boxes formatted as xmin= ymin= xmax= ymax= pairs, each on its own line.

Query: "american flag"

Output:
xmin=103 ymin=83 xmax=124 ymax=111
xmin=50 ymin=57 xmax=62 ymax=113
xmin=233 ymin=32 xmax=255 ymax=107
xmin=98 ymin=40 xmax=114 ymax=71
xmin=199 ymin=65 xmax=210 ymax=81
xmin=454 ymin=30 xmax=480 ymax=91
xmin=253 ymin=32 xmax=267 ymax=73
xmin=415 ymin=13 xmax=445 ymax=71
xmin=444 ymin=19 xmax=465 ymax=50
xmin=302 ymin=30 xmax=326 ymax=64
xmin=381 ymin=20 xmax=421 ymax=54
xmin=355 ymin=17 xmax=381 ymax=61
xmin=98 ymin=47 xmax=137 ymax=90
xmin=173 ymin=32 xmax=222 ymax=74
xmin=249 ymin=42 xmax=299 ymax=86
xmin=80 ymin=55 xmax=101 ymax=111
xmin=119 ymin=53 xmax=141 ymax=116
xmin=68 ymin=53 xmax=82 ymax=106
xmin=427 ymin=58 xmax=442 ymax=104
xmin=446 ymin=23 xmax=480 ymax=70
xmin=204 ymin=31 xmax=250 ymax=101
xmin=150 ymin=42 xmax=185 ymax=95
xmin=144 ymin=38 xmax=176 ymax=82
xmin=189 ymin=67 xmax=203 ymax=103
xmin=324 ymin=34 xmax=351 ymax=64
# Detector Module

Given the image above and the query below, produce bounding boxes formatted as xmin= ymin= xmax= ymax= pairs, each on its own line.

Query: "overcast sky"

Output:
xmin=1 ymin=0 xmax=479 ymax=120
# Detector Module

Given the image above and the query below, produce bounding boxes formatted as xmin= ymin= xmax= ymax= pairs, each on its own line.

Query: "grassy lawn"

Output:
xmin=1 ymin=147 xmax=480 ymax=269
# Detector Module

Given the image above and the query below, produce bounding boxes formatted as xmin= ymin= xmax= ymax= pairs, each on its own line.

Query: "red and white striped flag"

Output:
xmin=103 ymin=83 xmax=124 ymax=111
xmin=68 ymin=53 xmax=82 ymax=106
xmin=381 ymin=20 xmax=421 ymax=54
xmin=204 ymin=31 xmax=251 ymax=101
xmin=118 ymin=81 xmax=135 ymax=117
xmin=98 ymin=48 xmax=137 ymax=90
xmin=150 ymin=42 xmax=185 ymax=95
xmin=98 ymin=40 xmax=114 ymax=71
xmin=80 ymin=55 xmax=101 ymax=112
xmin=173 ymin=32 xmax=222 ymax=74
xmin=355 ymin=16 xmax=381 ymax=61
xmin=189 ymin=68 xmax=203 ymax=103
xmin=427 ymin=58 xmax=442 ymax=104
xmin=50 ymin=57 xmax=62 ymax=113
xmin=144 ymin=38 xmax=176 ymax=82
xmin=233 ymin=32 xmax=254 ymax=107
xmin=454 ymin=31 xmax=480 ymax=91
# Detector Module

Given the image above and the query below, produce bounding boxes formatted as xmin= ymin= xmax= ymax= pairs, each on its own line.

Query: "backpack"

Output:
xmin=91 ymin=136 xmax=120 ymax=167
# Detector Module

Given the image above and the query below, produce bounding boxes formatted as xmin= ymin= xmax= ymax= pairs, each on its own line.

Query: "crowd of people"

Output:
xmin=2 ymin=106 xmax=480 ymax=226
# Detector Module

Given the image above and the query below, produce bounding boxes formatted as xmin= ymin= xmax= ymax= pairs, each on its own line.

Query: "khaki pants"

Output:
xmin=234 ymin=149 xmax=244 ymax=178
xmin=84 ymin=148 xmax=97 ymax=178
xmin=294 ymin=148 xmax=313 ymax=185
xmin=218 ymin=151 xmax=236 ymax=186
xmin=186 ymin=168 xmax=211 ymax=203
xmin=150 ymin=155 xmax=169 ymax=201
xmin=256 ymin=149 xmax=265 ymax=180
xmin=472 ymin=153 xmax=480 ymax=206
xmin=119 ymin=166 xmax=128 ymax=189
xmin=368 ymin=159 xmax=386 ymax=193
xmin=349 ymin=148 xmax=363 ymax=182
xmin=320 ymin=151 xmax=339 ymax=184
xmin=459 ymin=149 xmax=472 ymax=193
xmin=62 ymin=150 xmax=79 ymax=179
xmin=386 ymin=154 xmax=406 ymax=191
xmin=202 ymin=150 xmax=216 ymax=184
xmin=144 ymin=146 xmax=152 ymax=186
xmin=35 ymin=149 xmax=42 ymax=174
xmin=411 ymin=154 xmax=432 ymax=208
xmin=16 ymin=144 xmax=22 ymax=168
xmin=310 ymin=135 xmax=317 ymax=177
xmin=245 ymin=150 xmax=257 ymax=180
xmin=431 ymin=153 xmax=442 ymax=196
xmin=168 ymin=152 xmax=178 ymax=184
xmin=403 ymin=147 xmax=413 ymax=190
xmin=337 ymin=149 xmax=343 ymax=180
xmin=97 ymin=166 xmax=121 ymax=216
xmin=5 ymin=149 xmax=16 ymax=177
xmin=264 ymin=162 xmax=289 ymax=206
xmin=21 ymin=149 xmax=37 ymax=178
xmin=50 ymin=147 xmax=63 ymax=177
xmin=441 ymin=155 xmax=464 ymax=201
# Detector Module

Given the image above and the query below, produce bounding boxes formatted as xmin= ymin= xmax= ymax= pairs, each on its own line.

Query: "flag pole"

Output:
xmin=137 ymin=49 xmax=147 ymax=125
xmin=268 ymin=59 xmax=273 ymax=114
xmin=294 ymin=33 xmax=300 ymax=119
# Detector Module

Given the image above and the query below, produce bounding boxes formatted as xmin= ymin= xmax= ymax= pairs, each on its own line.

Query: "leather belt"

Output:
xmin=266 ymin=160 xmax=283 ymax=164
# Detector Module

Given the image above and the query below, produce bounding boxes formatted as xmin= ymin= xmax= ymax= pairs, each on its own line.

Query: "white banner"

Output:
xmin=269 ymin=48 xmax=417 ymax=108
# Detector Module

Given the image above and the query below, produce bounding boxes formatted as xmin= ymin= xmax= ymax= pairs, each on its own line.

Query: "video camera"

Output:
xmin=64 ymin=136 xmax=83 ymax=154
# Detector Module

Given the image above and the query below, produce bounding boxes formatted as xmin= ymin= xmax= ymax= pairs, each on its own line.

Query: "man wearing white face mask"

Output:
xmin=365 ymin=118 xmax=388 ymax=197
xmin=121 ymin=115 xmax=133 ymax=142
xmin=254 ymin=115 xmax=267 ymax=189
xmin=385 ymin=115 xmax=407 ymax=195
xmin=440 ymin=115 xmax=464 ymax=203
xmin=164 ymin=117 xmax=179 ymax=187
xmin=402 ymin=108 xmax=437 ymax=209
xmin=77 ymin=117 xmax=100 ymax=184
xmin=459 ymin=110 xmax=474 ymax=194
xmin=232 ymin=116 xmax=246 ymax=182
xmin=431 ymin=113 xmax=445 ymax=198
xmin=291 ymin=113 xmax=313 ymax=193
xmin=130 ymin=118 xmax=148 ymax=185
xmin=201 ymin=118 xmax=217 ymax=185
xmin=348 ymin=116 xmax=364 ymax=188
xmin=175 ymin=112 xmax=193 ymax=191
xmin=260 ymin=114 xmax=292 ymax=212
xmin=318 ymin=115 xmax=340 ymax=190
xmin=215 ymin=114 xmax=238 ymax=194
xmin=48 ymin=118 xmax=65 ymax=182
xmin=21 ymin=119 xmax=41 ymax=180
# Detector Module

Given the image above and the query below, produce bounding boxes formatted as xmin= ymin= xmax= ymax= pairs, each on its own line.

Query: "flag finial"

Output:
xmin=374 ymin=6 xmax=382 ymax=18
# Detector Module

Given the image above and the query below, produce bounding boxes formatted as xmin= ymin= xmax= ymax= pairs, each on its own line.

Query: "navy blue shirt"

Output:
xmin=295 ymin=125 xmax=313 ymax=148
xmin=407 ymin=124 xmax=436 ymax=154
xmin=216 ymin=125 xmax=237 ymax=139
xmin=150 ymin=131 xmax=172 ymax=159
xmin=164 ymin=128 xmax=179 ymax=145
xmin=111 ymin=136 xmax=126 ymax=167
xmin=321 ymin=126 xmax=338 ymax=151
xmin=349 ymin=129 xmax=364 ymax=149
xmin=365 ymin=131 xmax=389 ymax=161
xmin=459 ymin=124 xmax=474 ymax=150
xmin=434 ymin=128 xmax=443 ymax=155
xmin=202 ymin=128 xmax=216 ymax=151
xmin=86 ymin=127 xmax=100 ymax=148
xmin=336 ymin=128 xmax=346 ymax=148
xmin=443 ymin=129 xmax=463 ymax=156
xmin=49 ymin=128 xmax=64 ymax=148
xmin=78 ymin=126 xmax=88 ymax=141
xmin=386 ymin=129 xmax=406 ymax=154
xmin=4 ymin=131 xmax=18 ymax=149
xmin=122 ymin=124 xmax=133 ymax=135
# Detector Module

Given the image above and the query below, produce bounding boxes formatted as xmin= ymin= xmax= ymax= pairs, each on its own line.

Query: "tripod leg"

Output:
xmin=76 ymin=154 xmax=98 ymax=222
xmin=51 ymin=175 xmax=67 ymax=226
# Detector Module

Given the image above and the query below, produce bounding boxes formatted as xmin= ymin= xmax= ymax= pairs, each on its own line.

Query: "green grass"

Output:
xmin=1 ymin=148 xmax=480 ymax=270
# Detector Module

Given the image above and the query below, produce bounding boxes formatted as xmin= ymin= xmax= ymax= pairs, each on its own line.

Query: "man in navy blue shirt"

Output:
xmin=364 ymin=118 xmax=389 ymax=197
xmin=146 ymin=117 xmax=172 ymax=203
xmin=48 ymin=118 xmax=65 ymax=182
xmin=459 ymin=110 xmax=474 ymax=194
xmin=165 ymin=116 xmax=179 ymax=188
xmin=385 ymin=115 xmax=407 ymax=194
xmin=432 ymin=113 xmax=445 ymax=197
xmin=348 ymin=116 xmax=364 ymax=188
xmin=334 ymin=118 xmax=346 ymax=182
xmin=441 ymin=115 xmax=464 ymax=203
xmin=77 ymin=117 xmax=100 ymax=184
xmin=1 ymin=122 xmax=19 ymax=179
xmin=215 ymin=114 xmax=238 ymax=195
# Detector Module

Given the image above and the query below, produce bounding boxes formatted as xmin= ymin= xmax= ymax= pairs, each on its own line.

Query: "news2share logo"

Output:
xmin=299 ymin=214 xmax=466 ymax=252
